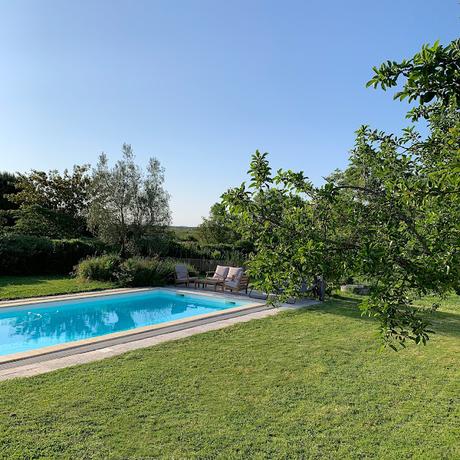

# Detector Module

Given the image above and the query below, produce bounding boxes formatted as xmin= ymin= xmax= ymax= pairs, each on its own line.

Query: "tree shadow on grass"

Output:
xmin=424 ymin=310 xmax=460 ymax=339
xmin=310 ymin=295 xmax=373 ymax=320
xmin=301 ymin=294 xmax=460 ymax=339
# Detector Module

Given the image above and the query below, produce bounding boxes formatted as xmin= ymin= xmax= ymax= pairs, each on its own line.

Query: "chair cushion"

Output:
xmin=175 ymin=264 xmax=188 ymax=278
xmin=227 ymin=267 xmax=243 ymax=282
xmin=213 ymin=265 xmax=229 ymax=280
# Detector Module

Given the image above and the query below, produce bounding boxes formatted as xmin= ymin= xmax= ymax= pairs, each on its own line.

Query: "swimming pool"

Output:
xmin=0 ymin=289 xmax=253 ymax=358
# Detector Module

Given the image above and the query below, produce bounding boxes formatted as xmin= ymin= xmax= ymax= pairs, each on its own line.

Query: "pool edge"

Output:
xmin=0 ymin=288 xmax=266 ymax=365
xmin=0 ymin=287 xmax=153 ymax=309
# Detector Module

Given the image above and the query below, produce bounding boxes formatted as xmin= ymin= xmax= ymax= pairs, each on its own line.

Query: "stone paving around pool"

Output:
xmin=0 ymin=287 xmax=318 ymax=381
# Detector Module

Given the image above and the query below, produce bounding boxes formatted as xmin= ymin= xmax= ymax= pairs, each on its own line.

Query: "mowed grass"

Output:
xmin=0 ymin=276 xmax=117 ymax=301
xmin=0 ymin=295 xmax=459 ymax=459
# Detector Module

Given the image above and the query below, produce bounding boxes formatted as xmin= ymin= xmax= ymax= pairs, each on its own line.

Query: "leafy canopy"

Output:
xmin=8 ymin=165 xmax=91 ymax=216
xmin=4 ymin=165 xmax=91 ymax=238
xmin=367 ymin=39 xmax=459 ymax=120
xmin=223 ymin=39 xmax=460 ymax=349
xmin=196 ymin=202 xmax=242 ymax=244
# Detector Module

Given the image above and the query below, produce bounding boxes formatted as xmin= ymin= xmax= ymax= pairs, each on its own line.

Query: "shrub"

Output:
xmin=76 ymin=256 xmax=195 ymax=287
xmin=0 ymin=235 xmax=107 ymax=275
xmin=117 ymin=258 xmax=160 ymax=286
xmin=118 ymin=258 xmax=196 ymax=287
xmin=75 ymin=254 xmax=121 ymax=282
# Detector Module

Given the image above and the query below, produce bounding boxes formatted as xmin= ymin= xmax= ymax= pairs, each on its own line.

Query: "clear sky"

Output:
xmin=0 ymin=1 xmax=458 ymax=225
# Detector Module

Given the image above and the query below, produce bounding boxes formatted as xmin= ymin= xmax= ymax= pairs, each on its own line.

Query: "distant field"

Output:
xmin=170 ymin=225 xmax=199 ymax=240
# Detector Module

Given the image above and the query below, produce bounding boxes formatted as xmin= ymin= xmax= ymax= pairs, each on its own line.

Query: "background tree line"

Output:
xmin=0 ymin=143 xmax=249 ymax=275
xmin=1 ymin=144 xmax=171 ymax=245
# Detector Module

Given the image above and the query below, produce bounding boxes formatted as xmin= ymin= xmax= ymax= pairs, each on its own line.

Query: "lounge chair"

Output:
xmin=223 ymin=267 xmax=249 ymax=294
xmin=200 ymin=265 xmax=229 ymax=291
xmin=206 ymin=265 xmax=229 ymax=281
xmin=174 ymin=264 xmax=198 ymax=287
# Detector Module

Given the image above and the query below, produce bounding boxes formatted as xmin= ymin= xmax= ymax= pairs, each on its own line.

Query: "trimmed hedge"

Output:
xmin=0 ymin=233 xmax=249 ymax=277
xmin=0 ymin=235 xmax=106 ymax=275
xmin=164 ymin=241 xmax=252 ymax=260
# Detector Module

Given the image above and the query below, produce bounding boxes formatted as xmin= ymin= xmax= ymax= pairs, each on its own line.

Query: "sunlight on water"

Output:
xmin=0 ymin=291 xmax=247 ymax=356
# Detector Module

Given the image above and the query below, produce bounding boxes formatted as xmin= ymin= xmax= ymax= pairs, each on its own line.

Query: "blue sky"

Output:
xmin=0 ymin=1 xmax=458 ymax=225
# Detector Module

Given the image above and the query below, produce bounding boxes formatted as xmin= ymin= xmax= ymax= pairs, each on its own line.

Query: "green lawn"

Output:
xmin=0 ymin=294 xmax=458 ymax=458
xmin=0 ymin=275 xmax=117 ymax=301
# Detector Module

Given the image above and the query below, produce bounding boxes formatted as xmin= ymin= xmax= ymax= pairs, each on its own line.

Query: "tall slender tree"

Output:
xmin=88 ymin=144 xmax=170 ymax=256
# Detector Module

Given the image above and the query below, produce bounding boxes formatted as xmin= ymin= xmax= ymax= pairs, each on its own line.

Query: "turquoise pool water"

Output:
xmin=0 ymin=290 xmax=247 ymax=357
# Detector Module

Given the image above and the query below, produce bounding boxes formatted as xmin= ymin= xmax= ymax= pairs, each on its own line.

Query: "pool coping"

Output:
xmin=0 ymin=287 xmax=152 ymax=309
xmin=0 ymin=287 xmax=266 ymax=365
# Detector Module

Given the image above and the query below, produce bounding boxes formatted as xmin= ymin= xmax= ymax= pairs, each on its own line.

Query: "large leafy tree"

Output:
xmin=88 ymin=144 xmax=171 ymax=256
xmin=0 ymin=172 xmax=18 ymax=229
xmin=223 ymin=152 xmax=352 ymax=300
xmin=223 ymin=39 xmax=460 ymax=348
xmin=0 ymin=172 xmax=18 ymax=211
xmin=7 ymin=165 xmax=92 ymax=238
xmin=196 ymin=202 xmax=241 ymax=244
